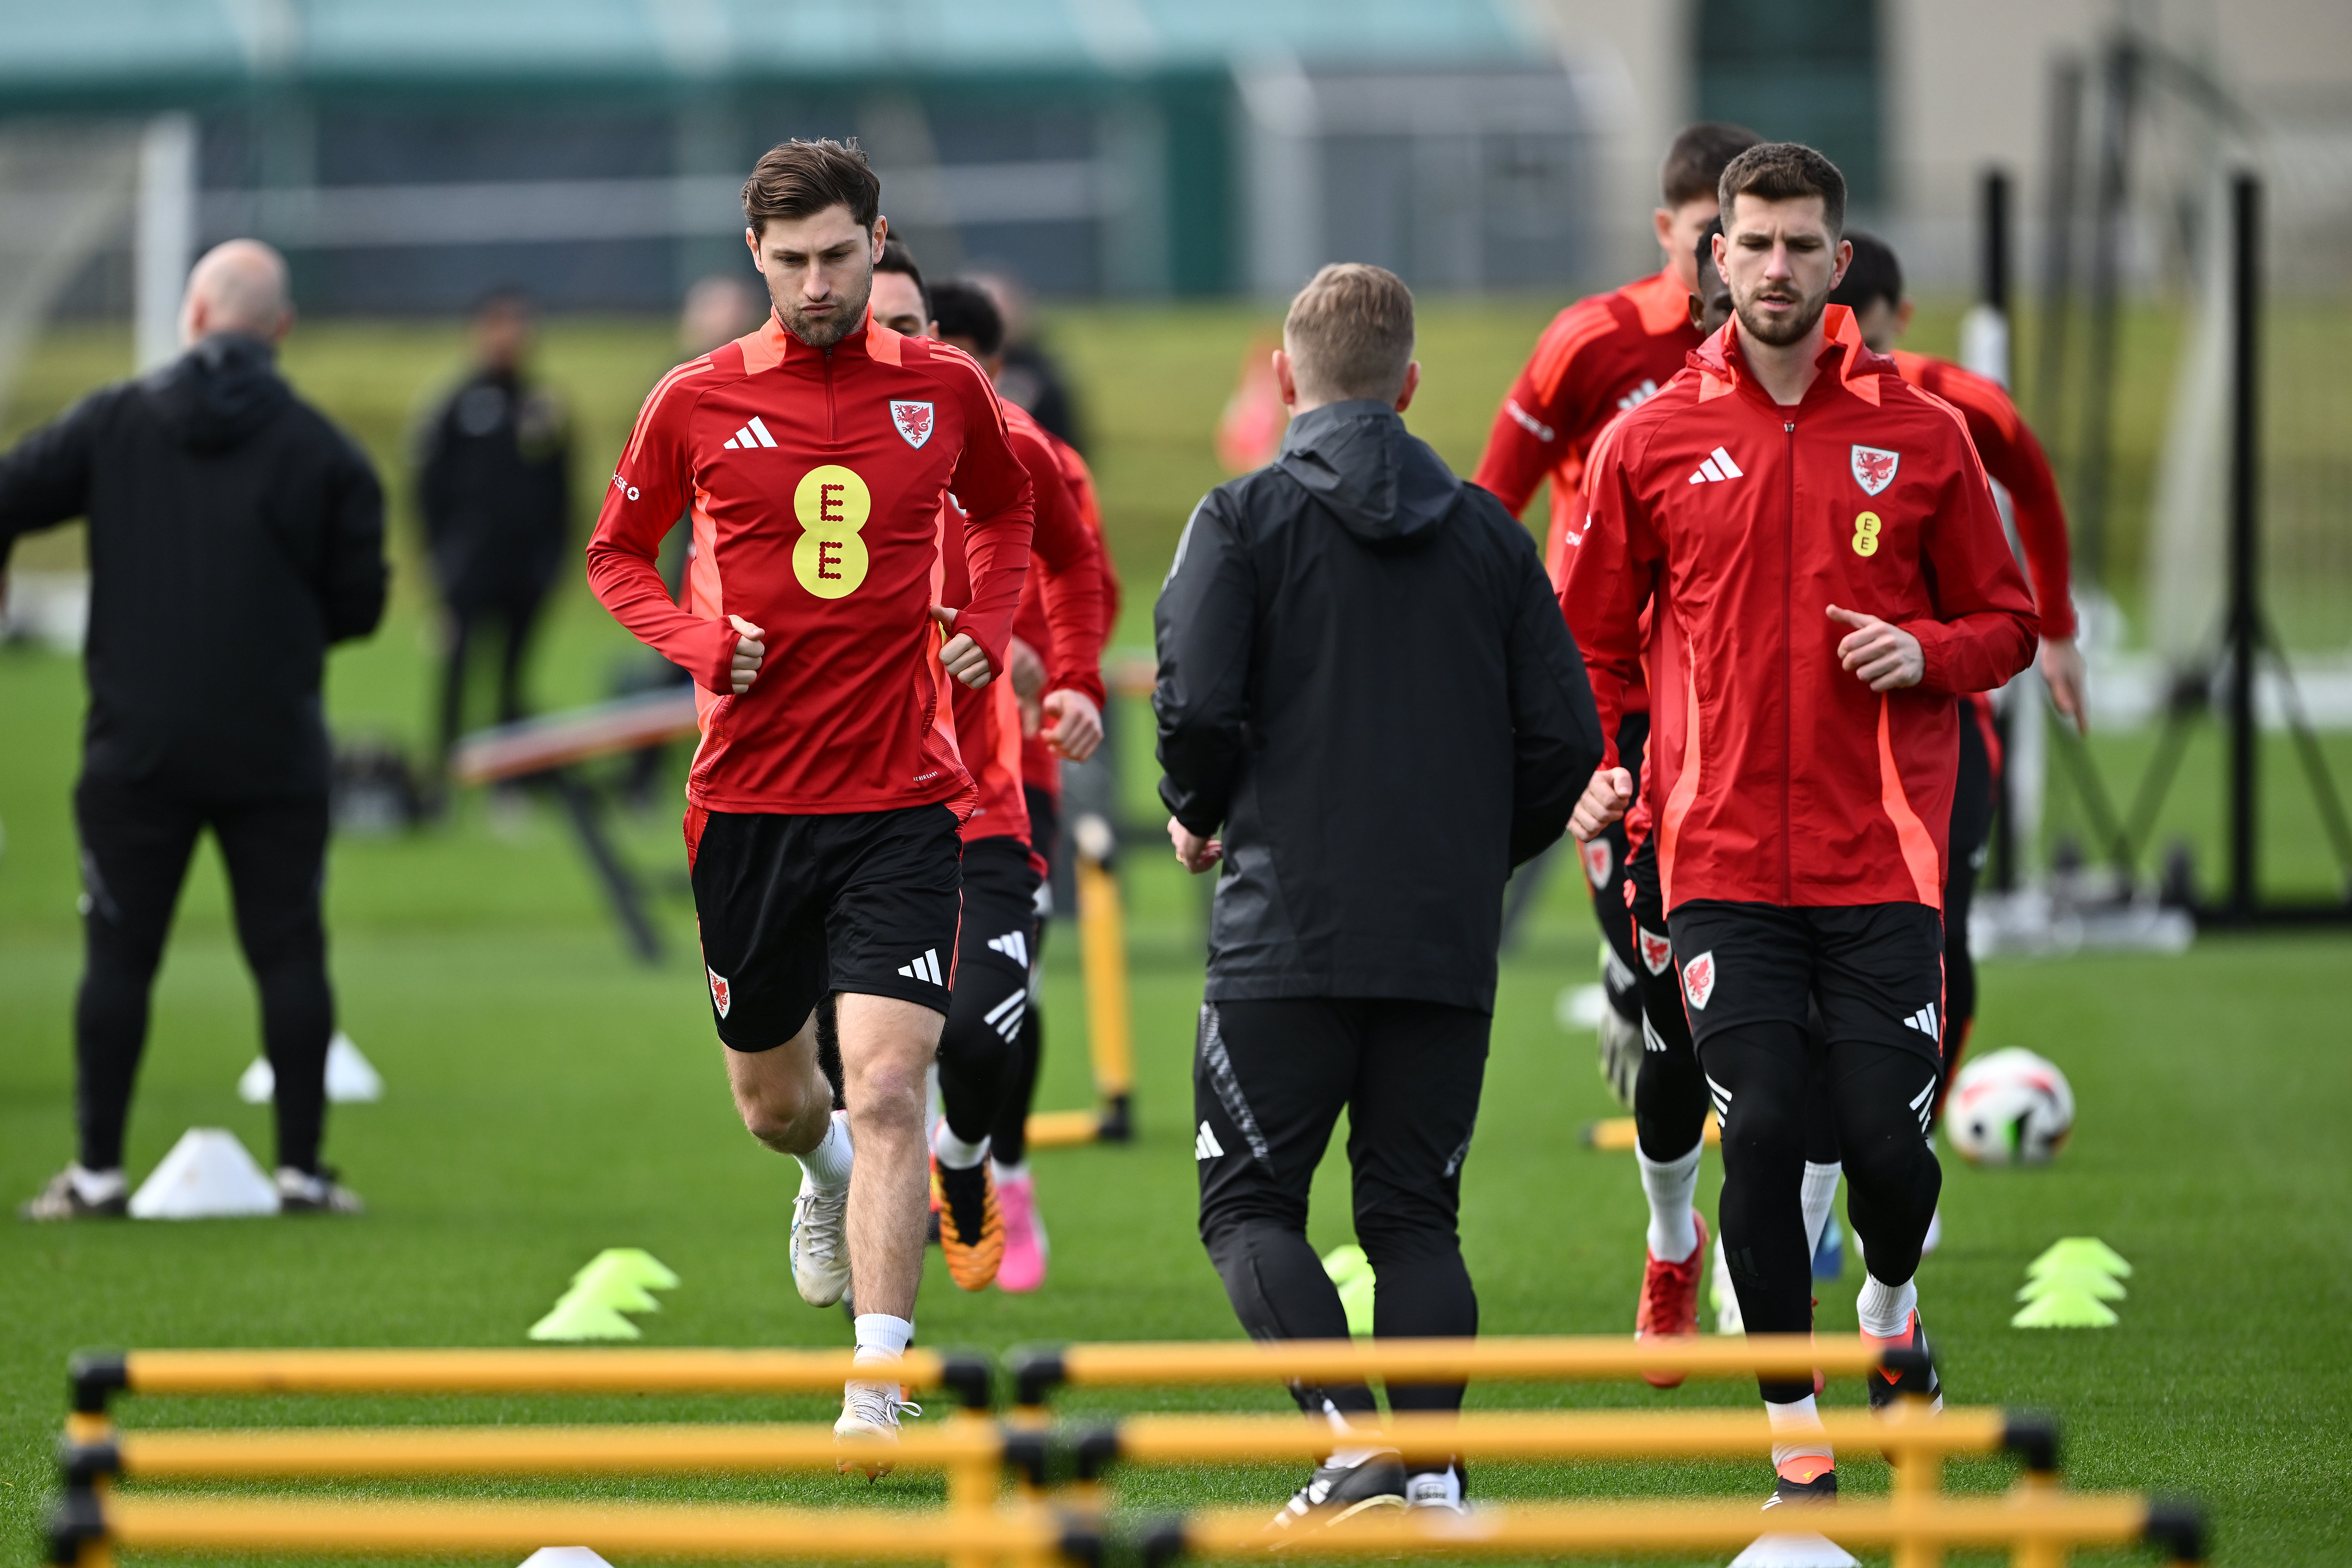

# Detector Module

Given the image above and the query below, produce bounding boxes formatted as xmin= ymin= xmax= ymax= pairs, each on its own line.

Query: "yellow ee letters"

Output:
xmin=1851 ymin=509 xmax=1882 ymax=558
xmin=793 ymin=464 xmax=871 ymax=598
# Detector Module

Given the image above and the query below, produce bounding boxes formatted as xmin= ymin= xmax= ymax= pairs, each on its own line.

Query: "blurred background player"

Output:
xmin=904 ymin=271 xmax=1108 ymax=1293
xmin=1567 ymin=142 xmax=2040 ymax=1505
xmin=1160 ymin=263 xmax=1600 ymax=1524
xmin=586 ymin=139 xmax=1035 ymax=1454
xmin=416 ymin=288 xmax=571 ymax=802
xmin=921 ymin=273 xmax=1115 ymax=1292
xmin=1830 ymin=232 xmax=2086 ymax=1107
xmin=971 ymin=271 xmax=1084 ymax=456
xmin=1474 ymin=121 xmax=1758 ymax=1362
xmin=2 ymin=240 xmax=387 ymax=1219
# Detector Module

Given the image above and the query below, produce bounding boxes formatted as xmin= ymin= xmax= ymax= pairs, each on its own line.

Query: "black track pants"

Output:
xmin=1583 ymin=713 xmax=1649 ymax=1021
xmin=1623 ymin=841 xmax=1708 ymax=1161
xmin=73 ymin=777 xmax=335 ymax=1174
xmin=1704 ymin=1027 xmax=1942 ymax=1403
xmin=936 ymin=837 xmax=1038 ymax=1146
xmin=1196 ymin=997 xmax=1488 ymax=1423
xmin=1941 ymin=701 xmax=1997 ymax=1108
xmin=987 ymin=786 xmax=1060 ymax=1166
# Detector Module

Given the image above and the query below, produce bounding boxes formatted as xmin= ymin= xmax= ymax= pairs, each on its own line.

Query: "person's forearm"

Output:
xmin=586 ymin=539 xmax=734 ymax=690
xmin=957 ymin=500 xmax=1035 ymax=672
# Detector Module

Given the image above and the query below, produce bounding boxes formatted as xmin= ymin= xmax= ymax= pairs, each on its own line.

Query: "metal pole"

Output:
xmin=1981 ymin=166 xmax=2023 ymax=893
xmin=2225 ymin=171 xmax=2260 ymax=920
xmin=134 ymin=115 xmax=197 ymax=372
xmin=1983 ymin=169 xmax=2011 ymax=318
xmin=2031 ymin=57 xmax=2084 ymax=450
xmin=2075 ymin=34 xmax=2138 ymax=589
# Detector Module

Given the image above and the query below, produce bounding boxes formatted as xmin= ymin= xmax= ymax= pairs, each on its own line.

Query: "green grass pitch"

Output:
xmin=0 ymin=305 xmax=2348 ymax=1565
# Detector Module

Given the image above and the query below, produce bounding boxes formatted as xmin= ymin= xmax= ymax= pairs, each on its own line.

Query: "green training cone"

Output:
xmin=2028 ymin=1238 xmax=2132 ymax=1278
xmin=2017 ymin=1267 xmax=2127 ymax=1303
xmin=1321 ymin=1244 xmax=1376 ymax=1339
xmin=572 ymin=1248 xmax=681 ymax=1291
xmin=570 ymin=1255 xmax=666 ymax=1312
xmin=2011 ymin=1289 xmax=2120 ymax=1329
xmin=529 ymin=1292 xmax=644 ymax=1341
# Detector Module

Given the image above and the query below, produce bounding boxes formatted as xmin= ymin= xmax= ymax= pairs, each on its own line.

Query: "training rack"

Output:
xmin=51 ymin=1337 xmax=2204 ymax=1568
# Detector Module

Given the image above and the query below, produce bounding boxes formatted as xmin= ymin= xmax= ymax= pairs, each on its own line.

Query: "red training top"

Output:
xmin=938 ymin=400 xmax=1105 ymax=849
xmin=1015 ymin=426 xmax=1119 ymax=801
xmin=1889 ymin=350 xmax=2075 ymax=640
xmin=586 ymin=309 xmax=1034 ymax=816
xmin=1564 ymin=306 xmax=2039 ymax=914
xmin=1473 ymin=267 xmax=1701 ymax=585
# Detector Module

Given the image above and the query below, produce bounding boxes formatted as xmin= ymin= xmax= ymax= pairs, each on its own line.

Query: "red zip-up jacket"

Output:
xmin=1473 ymin=267 xmax=1700 ymax=587
xmin=1565 ymin=306 xmax=2039 ymax=913
xmin=1016 ymin=427 xmax=1119 ymax=800
xmin=586 ymin=309 xmax=1033 ymax=816
xmin=1889 ymin=350 xmax=2075 ymax=639
xmin=939 ymin=400 xmax=1105 ymax=850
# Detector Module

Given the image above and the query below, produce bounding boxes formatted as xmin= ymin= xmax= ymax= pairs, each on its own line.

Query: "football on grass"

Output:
xmin=1946 ymin=1047 xmax=2075 ymax=1166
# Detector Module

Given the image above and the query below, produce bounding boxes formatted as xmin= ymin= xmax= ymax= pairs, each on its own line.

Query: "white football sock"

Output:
xmin=68 ymin=1165 xmax=125 ymax=1204
xmin=933 ymin=1125 xmax=988 ymax=1170
xmin=992 ymin=1158 xmax=1030 ymax=1185
xmin=1765 ymin=1394 xmax=1834 ymax=1470
xmin=1801 ymin=1161 xmax=1842 ymax=1260
xmin=852 ymin=1313 xmax=915 ymax=1364
xmin=1856 ymin=1274 xmax=1918 ymax=1338
xmin=798 ymin=1109 xmax=854 ymax=1191
xmin=1637 ymin=1138 xmax=1704 ymax=1261
xmin=1320 ymin=1400 xmax=1382 ymax=1469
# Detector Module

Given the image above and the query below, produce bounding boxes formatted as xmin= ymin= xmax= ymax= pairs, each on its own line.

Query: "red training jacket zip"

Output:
xmin=1782 ymin=419 xmax=1795 ymax=904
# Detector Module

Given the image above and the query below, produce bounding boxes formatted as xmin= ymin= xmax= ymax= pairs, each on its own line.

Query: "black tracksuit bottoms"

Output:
xmin=1194 ymin=997 xmax=1488 ymax=1429
xmin=73 ymin=776 xmax=336 ymax=1175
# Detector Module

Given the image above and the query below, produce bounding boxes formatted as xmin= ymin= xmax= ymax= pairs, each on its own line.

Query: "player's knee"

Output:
xmin=731 ymin=1072 xmax=821 ymax=1150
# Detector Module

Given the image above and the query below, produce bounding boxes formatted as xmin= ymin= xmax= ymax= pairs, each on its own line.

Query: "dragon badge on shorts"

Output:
xmin=1850 ymin=444 xmax=1900 ymax=496
xmin=890 ymin=400 xmax=935 ymax=449
xmin=707 ymin=967 xmax=732 ymax=1018
xmin=1638 ymin=925 xmax=1674 ymax=976
xmin=1581 ymin=837 xmax=1614 ymax=889
xmin=1681 ymin=950 xmax=1717 ymax=1010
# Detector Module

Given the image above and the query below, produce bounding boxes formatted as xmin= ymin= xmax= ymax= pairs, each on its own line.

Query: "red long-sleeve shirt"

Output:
xmin=586 ymin=310 xmax=1033 ymax=815
xmin=1890 ymin=350 xmax=2075 ymax=639
xmin=1014 ymin=422 xmax=1119 ymax=799
xmin=1473 ymin=267 xmax=1701 ymax=584
xmin=1564 ymin=307 xmax=2039 ymax=913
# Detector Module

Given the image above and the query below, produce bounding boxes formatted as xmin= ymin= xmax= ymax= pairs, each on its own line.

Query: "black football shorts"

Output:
xmin=687 ymin=803 xmax=963 ymax=1052
xmin=1667 ymin=899 xmax=1947 ymax=1070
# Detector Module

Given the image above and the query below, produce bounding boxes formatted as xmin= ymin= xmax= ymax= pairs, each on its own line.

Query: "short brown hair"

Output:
xmin=1719 ymin=142 xmax=1847 ymax=238
xmin=1661 ymin=122 xmax=1761 ymax=208
xmin=1283 ymin=263 xmax=1415 ymax=404
xmin=742 ymin=138 xmax=880 ymax=237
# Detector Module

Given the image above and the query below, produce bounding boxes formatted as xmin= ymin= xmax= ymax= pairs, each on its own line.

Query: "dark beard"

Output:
xmin=1733 ymin=286 xmax=1826 ymax=348
xmin=775 ymin=269 xmax=873 ymax=348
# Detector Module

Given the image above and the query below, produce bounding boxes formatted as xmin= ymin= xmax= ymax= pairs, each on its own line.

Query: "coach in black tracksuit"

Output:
xmin=1156 ymin=264 xmax=1601 ymax=1518
xmin=0 ymin=241 xmax=386 ymax=1220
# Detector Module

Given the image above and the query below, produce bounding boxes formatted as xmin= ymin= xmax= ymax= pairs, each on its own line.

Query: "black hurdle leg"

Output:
xmin=546 ymin=767 xmax=663 ymax=963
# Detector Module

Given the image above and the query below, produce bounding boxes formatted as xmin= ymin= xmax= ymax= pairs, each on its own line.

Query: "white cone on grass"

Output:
xmin=239 ymin=1032 xmax=383 ymax=1104
xmin=1729 ymin=1533 xmax=1859 ymax=1568
xmin=128 ymin=1129 xmax=280 ymax=1218
xmin=518 ymin=1551 xmax=612 ymax=1568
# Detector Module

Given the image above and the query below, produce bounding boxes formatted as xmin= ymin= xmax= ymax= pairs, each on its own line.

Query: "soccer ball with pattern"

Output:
xmin=1945 ymin=1048 xmax=2074 ymax=1167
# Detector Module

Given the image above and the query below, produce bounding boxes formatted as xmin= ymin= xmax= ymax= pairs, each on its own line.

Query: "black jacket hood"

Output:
xmin=1274 ymin=399 xmax=1459 ymax=550
xmin=143 ymin=332 xmax=292 ymax=453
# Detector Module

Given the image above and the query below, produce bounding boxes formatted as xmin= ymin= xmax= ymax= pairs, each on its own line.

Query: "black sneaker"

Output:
xmin=20 ymin=1167 xmax=128 ymax=1221
xmin=1865 ymin=1310 xmax=1942 ymax=1412
xmin=1268 ymin=1449 xmax=1407 ymax=1532
xmin=277 ymin=1166 xmax=365 ymax=1214
xmin=1762 ymin=1465 xmax=1838 ymax=1508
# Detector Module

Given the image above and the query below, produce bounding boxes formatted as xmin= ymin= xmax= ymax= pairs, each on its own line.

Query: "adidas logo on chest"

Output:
xmin=1686 ymin=445 xmax=1744 ymax=485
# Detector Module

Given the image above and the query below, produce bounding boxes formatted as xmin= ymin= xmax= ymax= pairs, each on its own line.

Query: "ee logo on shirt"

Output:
xmin=1851 ymin=510 xmax=1883 ymax=558
xmin=793 ymin=464 xmax=871 ymax=598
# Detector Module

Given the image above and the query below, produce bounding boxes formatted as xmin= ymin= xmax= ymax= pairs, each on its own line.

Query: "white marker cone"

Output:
xmin=1729 ymin=1532 xmax=1859 ymax=1568
xmin=518 ymin=1551 xmax=613 ymax=1568
xmin=237 ymin=1032 xmax=384 ymax=1105
xmin=128 ymin=1129 xmax=280 ymax=1219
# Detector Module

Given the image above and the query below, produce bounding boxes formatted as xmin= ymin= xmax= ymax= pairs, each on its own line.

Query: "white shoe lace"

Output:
xmin=793 ymin=1184 xmax=849 ymax=1271
xmin=839 ymin=1381 xmax=904 ymax=1432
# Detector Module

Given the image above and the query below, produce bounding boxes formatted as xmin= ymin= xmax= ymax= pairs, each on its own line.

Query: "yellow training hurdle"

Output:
xmin=51 ymin=1338 xmax=2205 ymax=1568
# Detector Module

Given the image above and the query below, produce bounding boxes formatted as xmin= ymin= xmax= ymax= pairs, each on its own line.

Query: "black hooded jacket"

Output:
xmin=1155 ymin=399 xmax=1602 ymax=1013
xmin=0 ymin=332 xmax=386 ymax=797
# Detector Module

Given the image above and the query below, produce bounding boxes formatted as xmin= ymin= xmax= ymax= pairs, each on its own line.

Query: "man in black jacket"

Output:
xmin=416 ymin=289 xmax=570 ymax=788
xmin=1156 ymin=263 xmax=1602 ymax=1523
xmin=0 ymin=239 xmax=386 ymax=1220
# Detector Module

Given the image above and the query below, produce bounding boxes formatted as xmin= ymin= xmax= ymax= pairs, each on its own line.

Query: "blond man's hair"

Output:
xmin=1283 ymin=263 xmax=1415 ymax=405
